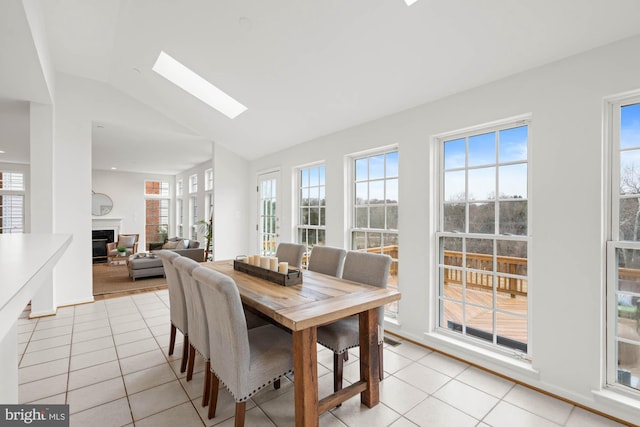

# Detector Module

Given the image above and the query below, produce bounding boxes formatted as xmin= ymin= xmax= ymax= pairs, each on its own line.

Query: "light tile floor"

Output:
xmin=16 ymin=290 xmax=629 ymax=427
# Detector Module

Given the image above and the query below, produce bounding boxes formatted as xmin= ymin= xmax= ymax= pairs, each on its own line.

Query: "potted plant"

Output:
xmin=117 ymin=246 xmax=127 ymax=257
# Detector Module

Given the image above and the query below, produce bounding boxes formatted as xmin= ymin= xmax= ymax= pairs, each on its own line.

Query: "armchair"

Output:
xmin=107 ymin=233 xmax=139 ymax=264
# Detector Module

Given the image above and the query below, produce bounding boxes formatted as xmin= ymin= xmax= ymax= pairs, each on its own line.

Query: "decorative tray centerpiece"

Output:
xmin=233 ymin=256 xmax=302 ymax=286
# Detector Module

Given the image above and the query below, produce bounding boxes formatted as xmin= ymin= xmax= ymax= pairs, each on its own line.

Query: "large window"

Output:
xmin=145 ymin=180 xmax=169 ymax=244
xmin=437 ymin=119 xmax=530 ymax=354
xmin=205 ymin=168 xmax=213 ymax=191
xmin=297 ymin=165 xmax=326 ymax=260
xmin=351 ymin=149 xmax=399 ymax=316
xmin=176 ymin=199 xmax=183 ymax=238
xmin=189 ymin=174 xmax=198 ymax=194
xmin=190 ymin=195 xmax=198 ymax=240
xmin=0 ymin=171 xmax=25 ymax=234
xmin=608 ymin=97 xmax=640 ymax=392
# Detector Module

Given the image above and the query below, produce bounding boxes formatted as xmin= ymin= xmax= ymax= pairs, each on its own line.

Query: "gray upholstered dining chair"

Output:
xmin=307 ymin=246 xmax=347 ymax=277
xmin=157 ymin=250 xmax=189 ymax=373
xmin=275 ymin=242 xmax=306 ymax=268
xmin=173 ymin=256 xmax=209 ymax=400
xmin=193 ymin=267 xmax=294 ymax=426
xmin=316 ymin=250 xmax=392 ymax=394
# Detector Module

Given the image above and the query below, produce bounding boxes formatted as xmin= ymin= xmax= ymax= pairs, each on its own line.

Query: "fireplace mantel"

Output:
xmin=92 ymin=217 xmax=123 ymax=236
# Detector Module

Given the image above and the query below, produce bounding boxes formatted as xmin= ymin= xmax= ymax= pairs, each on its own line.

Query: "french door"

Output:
xmin=258 ymin=171 xmax=279 ymax=256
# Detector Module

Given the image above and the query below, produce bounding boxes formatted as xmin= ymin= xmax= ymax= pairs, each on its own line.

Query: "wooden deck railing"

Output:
xmin=443 ymin=250 xmax=528 ymax=297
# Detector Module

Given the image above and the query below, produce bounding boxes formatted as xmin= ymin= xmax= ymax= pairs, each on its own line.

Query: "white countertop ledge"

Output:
xmin=0 ymin=234 xmax=72 ymax=330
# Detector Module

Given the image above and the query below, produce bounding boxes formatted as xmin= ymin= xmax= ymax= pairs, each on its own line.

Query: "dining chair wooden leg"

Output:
xmin=180 ymin=335 xmax=189 ymax=373
xmin=208 ymin=373 xmax=220 ymax=419
xmin=168 ymin=324 xmax=176 ymax=356
xmin=333 ymin=352 xmax=344 ymax=393
xmin=234 ymin=401 xmax=246 ymax=427
xmin=343 ymin=351 xmax=349 ymax=362
xmin=186 ymin=344 xmax=196 ymax=381
xmin=378 ymin=342 xmax=384 ymax=380
xmin=201 ymin=361 xmax=211 ymax=407
xmin=274 ymin=379 xmax=280 ymax=390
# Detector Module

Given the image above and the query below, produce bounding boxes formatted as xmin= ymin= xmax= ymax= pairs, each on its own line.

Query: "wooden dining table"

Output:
xmin=203 ymin=260 xmax=401 ymax=427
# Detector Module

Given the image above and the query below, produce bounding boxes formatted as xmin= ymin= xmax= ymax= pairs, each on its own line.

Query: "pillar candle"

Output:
xmin=260 ymin=256 xmax=270 ymax=269
xmin=278 ymin=262 xmax=288 ymax=274
xmin=269 ymin=257 xmax=279 ymax=271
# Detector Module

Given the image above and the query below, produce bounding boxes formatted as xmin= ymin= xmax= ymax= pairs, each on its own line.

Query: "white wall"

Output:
xmin=213 ymin=143 xmax=250 ymax=260
xmin=248 ymin=35 xmax=640 ymax=424
xmin=92 ymin=169 xmax=175 ymax=251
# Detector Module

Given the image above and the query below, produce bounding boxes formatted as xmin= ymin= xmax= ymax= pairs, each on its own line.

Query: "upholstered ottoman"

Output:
xmin=128 ymin=255 xmax=165 ymax=281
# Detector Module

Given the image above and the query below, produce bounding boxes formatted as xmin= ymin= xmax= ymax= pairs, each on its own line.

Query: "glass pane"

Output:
xmin=319 ymin=187 xmax=326 ymax=206
xmin=369 ymin=206 xmax=385 ymax=228
xmin=499 ymin=164 xmax=527 ymax=199
xmin=620 ymin=197 xmax=640 ymax=241
xmin=356 ymin=182 xmax=368 ymax=205
xmin=467 ymin=279 xmax=494 ymax=309
xmin=468 ymin=132 xmax=496 ymax=167
xmin=300 ymin=208 xmax=309 ymax=225
xmin=441 ymin=236 xmax=463 ymax=265
xmin=499 ymin=126 xmax=528 ymax=163
xmin=309 ymin=187 xmax=319 ymax=205
xmin=369 ymin=181 xmax=385 ymax=204
xmin=301 ymin=168 xmax=309 ymax=187
xmin=443 ymin=203 xmax=465 ymax=232
xmin=468 ymin=167 xmax=495 ymax=200
xmin=369 ymin=155 xmax=385 ymax=180
xmin=386 ymin=205 xmax=398 ymax=229
xmin=318 ymin=229 xmax=326 ymax=246
xmin=441 ymin=300 xmax=464 ymax=331
xmin=497 ymin=240 xmax=528 ymax=275
xmin=444 ymin=170 xmax=465 ymax=201
xmin=441 ymin=267 xmax=462 ymax=300
xmin=310 ymin=208 xmax=320 ymax=226
xmin=466 ymin=305 xmax=494 ymax=343
xmin=469 ymin=202 xmax=495 ymax=234
xmin=616 ymin=340 xmax=640 ymax=391
xmin=309 ymin=229 xmax=317 ymax=246
xmin=310 ymin=167 xmax=319 ymax=186
xmin=383 ymin=232 xmax=399 ymax=248
xmin=319 ymin=207 xmax=325 ymax=226
xmin=386 ymin=151 xmax=399 ymax=177
xmin=355 ymin=158 xmax=368 ymax=181
xmin=356 ymin=207 xmax=368 ymax=228
xmin=621 ymin=103 xmax=640 ymax=150
xmin=444 ymin=138 xmax=465 ymax=169
xmin=620 ymin=149 xmax=640 ymax=194
xmin=301 ymin=188 xmax=309 ymax=206
xmin=319 ymin=166 xmax=326 ymax=185
xmin=367 ymin=232 xmax=382 ymax=250
xmin=499 ymin=200 xmax=528 ymax=235
xmin=298 ymin=228 xmax=307 ymax=245
xmin=466 ymin=238 xmax=493 ymax=271
xmin=352 ymin=231 xmax=366 ymax=250
xmin=616 ymin=247 xmax=640 ymax=288
xmin=386 ymin=178 xmax=398 ymax=203
xmin=496 ymin=311 xmax=528 ymax=351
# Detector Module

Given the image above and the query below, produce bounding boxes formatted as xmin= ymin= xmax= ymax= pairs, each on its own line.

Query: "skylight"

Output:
xmin=404 ymin=0 xmax=419 ymax=5
xmin=152 ymin=51 xmax=247 ymax=119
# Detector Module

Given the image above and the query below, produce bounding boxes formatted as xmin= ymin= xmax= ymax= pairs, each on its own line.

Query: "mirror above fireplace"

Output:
xmin=92 ymin=192 xmax=113 ymax=216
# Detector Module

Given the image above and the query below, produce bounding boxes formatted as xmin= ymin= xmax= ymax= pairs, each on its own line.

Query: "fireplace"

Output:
xmin=92 ymin=229 xmax=114 ymax=264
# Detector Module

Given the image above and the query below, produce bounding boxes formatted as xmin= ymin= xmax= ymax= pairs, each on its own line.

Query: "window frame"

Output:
xmin=0 ymin=170 xmax=25 ymax=234
xmin=296 ymin=163 xmax=326 ymax=258
xmin=434 ymin=116 xmax=532 ymax=358
xmin=348 ymin=146 xmax=399 ymax=318
xmin=606 ymin=92 xmax=640 ymax=397
xmin=189 ymin=174 xmax=198 ymax=194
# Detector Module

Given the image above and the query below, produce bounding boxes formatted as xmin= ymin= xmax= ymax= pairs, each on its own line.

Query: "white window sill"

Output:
xmin=423 ymin=331 xmax=540 ymax=381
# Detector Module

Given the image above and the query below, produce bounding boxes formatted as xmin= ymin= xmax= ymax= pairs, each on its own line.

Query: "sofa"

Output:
xmin=148 ymin=237 xmax=205 ymax=262
xmin=128 ymin=237 xmax=205 ymax=280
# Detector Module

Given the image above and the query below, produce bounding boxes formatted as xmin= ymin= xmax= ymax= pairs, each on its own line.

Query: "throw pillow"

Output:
xmin=118 ymin=235 xmax=136 ymax=248
xmin=162 ymin=240 xmax=182 ymax=249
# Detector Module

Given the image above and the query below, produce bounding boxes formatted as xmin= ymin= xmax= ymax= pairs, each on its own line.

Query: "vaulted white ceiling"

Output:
xmin=3 ymin=0 xmax=640 ymax=173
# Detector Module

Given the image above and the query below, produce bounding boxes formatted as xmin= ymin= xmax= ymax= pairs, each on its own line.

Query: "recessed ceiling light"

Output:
xmin=152 ymin=51 xmax=247 ymax=119
xmin=111 ymin=167 xmax=117 ymax=170
xmin=404 ymin=0 xmax=419 ymax=5
xmin=0 ymin=150 xmax=5 ymax=154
